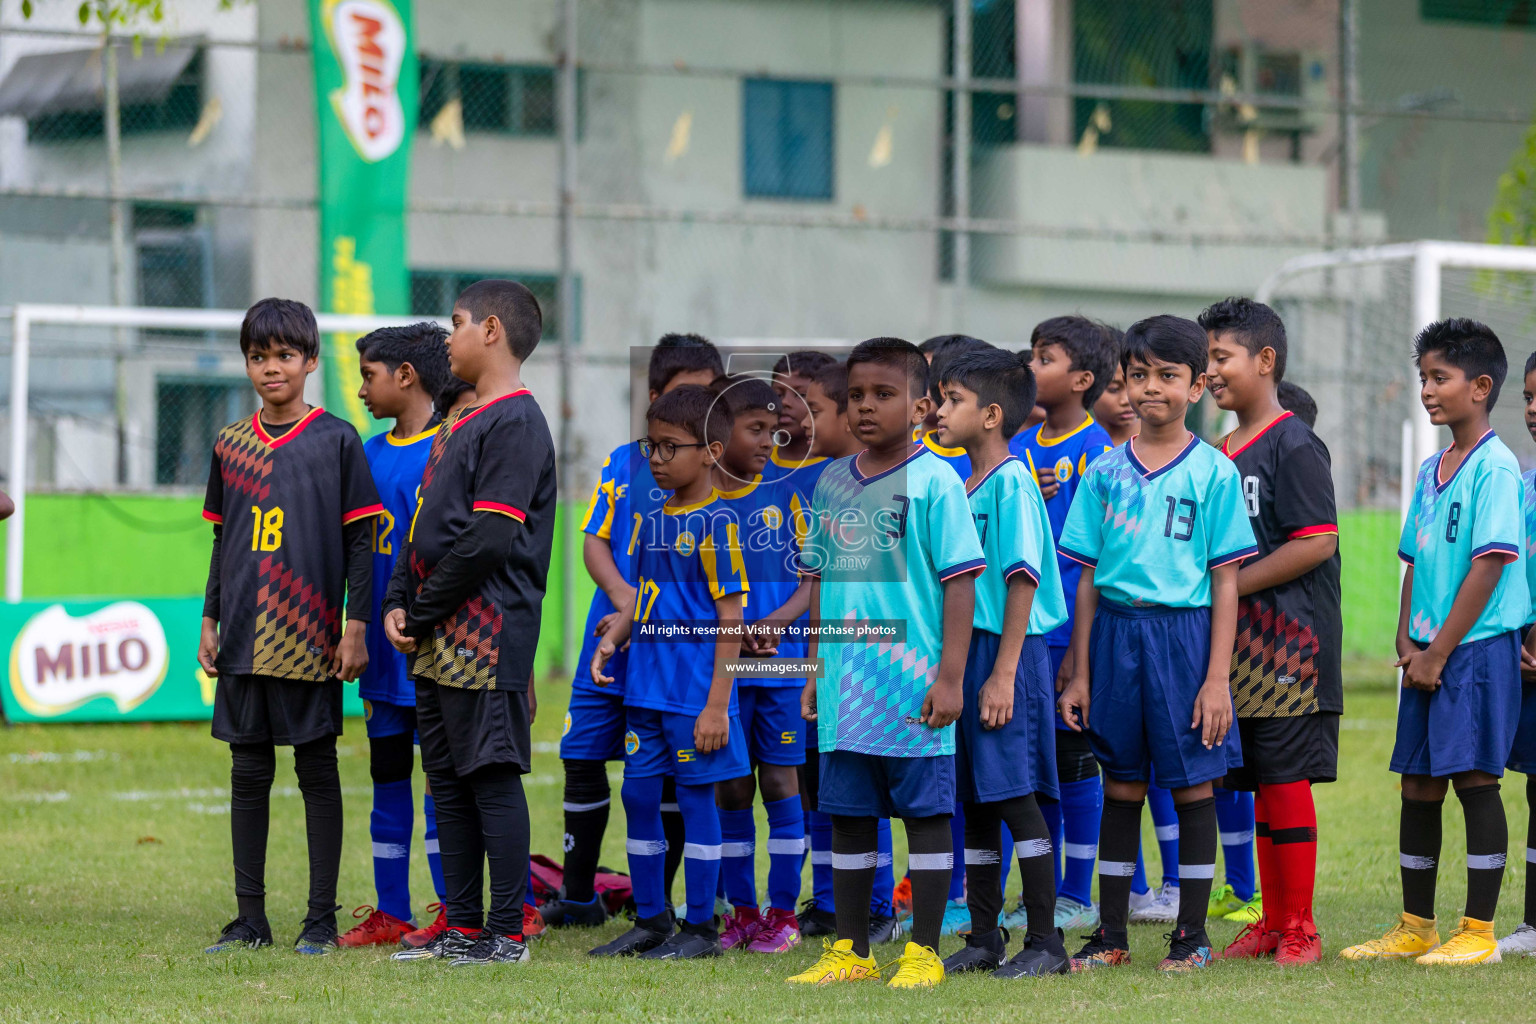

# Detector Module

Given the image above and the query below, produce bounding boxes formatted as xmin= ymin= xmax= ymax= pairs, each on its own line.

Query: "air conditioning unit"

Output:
xmin=1216 ymin=44 xmax=1330 ymax=136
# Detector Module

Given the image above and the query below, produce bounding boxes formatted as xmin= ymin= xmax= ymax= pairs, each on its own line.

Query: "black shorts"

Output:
xmin=1055 ymin=727 xmax=1099 ymax=785
xmin=799 ymin=744 xmax=821 ymax=812
xmin=1223 ymin=712 xmax=1339 ymax=791
xmin=415 ymin=680 xmax=531 ymax=778
xmin=212 ymin=674 xmax=343 ymax=746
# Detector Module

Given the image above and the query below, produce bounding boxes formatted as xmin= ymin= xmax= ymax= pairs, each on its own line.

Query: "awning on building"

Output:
xmin=0 ymin=42 xmax=196 ymax=118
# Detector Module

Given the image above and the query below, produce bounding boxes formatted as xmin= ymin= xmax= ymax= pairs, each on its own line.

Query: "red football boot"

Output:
xmin=1274 ymin=916 xmax=1322 ymax=966
xmin=337 ymin=906 xmax=414 ymax=948
xmin=523 ymin=903 xmax=546 ymax=941
xmin=398 ymin=903 xmax=447 ymax=949
xmin=1218 ymin=918 xmax=1280 ymax=959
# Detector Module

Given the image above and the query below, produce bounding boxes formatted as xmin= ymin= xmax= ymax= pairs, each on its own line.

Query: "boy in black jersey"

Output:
xmin=383 ymin=279 xmax=557 ymax=966
xmin=1203 ymin=297 xmax=1341 ymax=965
xmin=198 ymin=298 xmax=383 ymax=955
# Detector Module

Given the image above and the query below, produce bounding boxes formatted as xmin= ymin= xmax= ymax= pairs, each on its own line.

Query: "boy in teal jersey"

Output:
xmin=589 ymin=385 xmax=750 ymax=961
xmin=788 ymin=339 xmax=983 ymax=990
xmin=1057 ymin=315 xmax=1256 ymax=973
xmin=934 ymin=347 xmax=1071 ymax=979
xmin=547 ymin=335 xmax=722 ymax=929
xmin=1343 ymin=319 xmax=1528 ymax=967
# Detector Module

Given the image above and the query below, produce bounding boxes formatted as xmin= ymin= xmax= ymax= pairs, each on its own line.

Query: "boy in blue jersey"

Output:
xmin=1057 ymin=315 xmax=1256 ymax=972
xmin=788 ymin=338 xmax=984 ymax=990
xmin=1342 ymin=319 xmax=1528 ymax=967
xmin=764 ymin=350 xmax=838 ymax=486
xmin=934 ymin=347 xmax=1072 ymax=978
xmin=589 ymin=385 xmax=751 ymax=961
xmin=545 ymin=335 xmax=723 ymax=929
xmin=915 ymin=335 xmax=991 ymax=480
xmin=338 ymin=323 xmax=451 ymax=949
xmin=1009 ymin=315 xmax=1118 ymax=932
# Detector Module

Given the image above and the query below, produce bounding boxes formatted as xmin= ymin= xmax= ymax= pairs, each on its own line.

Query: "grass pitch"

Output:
xmin=2 ymin=668 xmax=1534 ymax=1022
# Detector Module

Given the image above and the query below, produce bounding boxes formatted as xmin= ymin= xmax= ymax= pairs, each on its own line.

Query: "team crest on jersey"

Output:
xmin=562 ymin=711 xmax=572 ymax=737
xmin=675 ymin=531 xmax=696 ymax=556
xmin=762 ymin=506 xmax=783 ymax=530
xmin=1054 ymin=456 xmax=1074 ymax=482
xmin=624 ymin=730 xmax=641 ymax=755
xmin=363 ymin=700 xmax=373 ymax=722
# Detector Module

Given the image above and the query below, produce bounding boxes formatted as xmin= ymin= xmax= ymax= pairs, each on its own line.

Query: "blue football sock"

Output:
xmin=1059 ymin=776 xmax=1102 ymax=907
xmin=621 ymin=774 xmax=668 ymax=920
xmin=871 ymin=817 xmax=895 ymax=917
xmin=423 ymin=792 xmax=446 ymax=903
xmin=1216 ymin=787 xmax=1256 ymax=902
xmin=809 ymin=809 xmax=834 ymax=910
xmin=718 ymin=806 xmax=757 ymax=910
xmin=675 ymin=781 xmax=723 ymax=926
xmin=764 ymin=796 xmax=805 ymax=912
xmin=1147 ymin=782 xmax=1180 ymax=887
xmin=999 ymin=821 xmax=1014 ymax=893
xmin=370 ymin=778 xmax=413 ymax=922
xmin=1133 ymin=842 xmax=1150 ymax=896
xmin=948 ymin=802 xmax=967 ymax=901
xmin=1040 ymin=796 xmax=1065 ymax=894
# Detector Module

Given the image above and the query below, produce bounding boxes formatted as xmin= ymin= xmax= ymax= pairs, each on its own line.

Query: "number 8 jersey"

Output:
xmin=1059 ymin=435 xmax=1255 ymax=609
xmin=202 ymin=408 xmax=382 ymax=681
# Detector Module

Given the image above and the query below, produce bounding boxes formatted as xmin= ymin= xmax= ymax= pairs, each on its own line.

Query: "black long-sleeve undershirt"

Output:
xmin=395 ymin=511 xmax=520 ymax=638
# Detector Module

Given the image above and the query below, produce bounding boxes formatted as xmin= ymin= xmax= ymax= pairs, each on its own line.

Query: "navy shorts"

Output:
xmin=1085 ymin=600 xmax=1241 ymax=789
xmin=1512 ymin=681 xmax=1536 ymax=775
xmin=738 ymin=685 xmax=806 ymax=766
xmin=818 ymin=749 xmax=955 ymax=819
xmin=956 ymin=631 xmax=1058 ymax=803
xmin=623 ymin=706 xmax=750 ymax=784
xmin=1393 ymin=631 xmax=1520 ymax=778
xmin=363 ymin=698 xmax=417 ymax=740
xmin=560 ymin=686 xmax=628 ymax=761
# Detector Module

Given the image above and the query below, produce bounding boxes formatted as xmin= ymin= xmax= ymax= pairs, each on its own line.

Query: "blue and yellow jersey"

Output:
xmin=967 ymin=456 xmax=1067 ymax=637
xmin=1524 ymin=467 xmax=1536 ymax=627
xmin=1059 ymin=436 xmax=1257 ymax=609
xmin=359 ymin=424 xmax=437 ymax=703
xmin=1398 ymin=431 xmax=1528 ymax=644
xmin=625 ymin=494 xmax=749 ymax=715
xmin=716 ymin=474 xmax=807 ymax=684
xmin=761 ymin=446 xmax=830 ymax=490
xmin=800 ymin=447 xmax=985 ymax=757
xmin=1009 ymin=415 xmax=1115 ymax=645
xmin=916 ymin=428 xmax=970 ymax=479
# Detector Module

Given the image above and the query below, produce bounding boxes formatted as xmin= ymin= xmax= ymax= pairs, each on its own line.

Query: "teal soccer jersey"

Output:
xmin=624 ymin=494 xmax=749 ymax=715
xmin=967 ymin=456 xmax=1067 ymax=637
xmin=800 ymin=446 xmax=985 ymax=757
xmin=1058 ymin=436 xmax=1257 ymax=608
xmin=1397 ymin=431 xmax=1528 ymax=643
xmin=1524 ymin=467 xmax=1536 ymax=626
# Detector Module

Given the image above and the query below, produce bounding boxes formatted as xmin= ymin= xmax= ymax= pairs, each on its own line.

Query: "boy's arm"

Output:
xmin=334 ymin=517 xmax=372 ymax=681
xmin=590 ymin=591 xmax=636 ymax=685
xmin=1193 ymin=562 xmax=1239 ymax=748
xmin=198 ymin=525 xmax=222 ymax=675
xmin=1236 ymin=534 xmax=1337 ymax=596
xmin=404 ymin=512 xmax=520 ymax=636
xmin=980 ymin=575 xmax=1036 ymax=729
xmin=1058 ymin=567 xmax=1097 ymax=730
xmin=922 ymin=573 xmax=974 ymax=728
xmin=1237 ymin=433 xmax=1338 ymax=595
xmin=696 ymin=591 xmax=745 ymax=754
xmin=1395 ymin=565 xmax=1414 ymax=660
xmin=747 ymin=579 xmax=812 ymax=654
xmin=800 ymin=576 xmax=821 ymax=721
xmin=584 ymin=533 xmax=637 ymax=610
xmin=382 ymin=550 xmax=415 ymax=653
xmin=1398 ymin=558 xmax=1503 ymax=690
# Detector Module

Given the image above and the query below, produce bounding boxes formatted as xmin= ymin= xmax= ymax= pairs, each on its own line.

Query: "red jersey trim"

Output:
xmin=1220 ymin=410 xmax=1293 ymax=459
xmin=474 ymin=501 xmax=527 ymax=522
xmin=1289 ymin=524 xmax=1338 ymax=539
xmin=450 ymin=389 xmax=531 ymax=434
xmin=202 ymin=510 xmax=223 ymax=524
xmin=252 ymin=407 xmax=324 ymax=449
xmin=342 ymin=503 xmax=385 ymax=525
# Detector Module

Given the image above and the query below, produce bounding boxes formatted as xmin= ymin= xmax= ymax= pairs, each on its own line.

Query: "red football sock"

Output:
xmin=1253 ymin=790 xmax=1280 ymax=929
xmin=1261 ymin=780 xmax=1317 ymax=930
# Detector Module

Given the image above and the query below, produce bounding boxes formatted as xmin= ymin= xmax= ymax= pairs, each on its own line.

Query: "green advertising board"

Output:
xmin=309 ymin=0 xmax=417 ymax=431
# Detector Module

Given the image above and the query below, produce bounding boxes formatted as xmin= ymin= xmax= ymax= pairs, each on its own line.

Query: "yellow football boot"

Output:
xmin=884 ymin=941 xmax=945 ymax=989
xmin=1415 ymin=918 xmax=1500 ymax=966
xmin=786 ymin=938 xmax=879 ymax=985
xmin=1338 ymin=912 xmax=1439 ymax=960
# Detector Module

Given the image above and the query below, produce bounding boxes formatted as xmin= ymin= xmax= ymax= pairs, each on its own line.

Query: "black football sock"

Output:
xmin=1457 ymin=783 xmax=1506 ymax=923
xmin=468 ymin=763 xmax=531 ymax=938
xmin=293 ymin=735 xmax=343 ymax=921
xmin=905 ymin=814 xmax=954 ymax=952
xmin=1173 ymin=796 xmax=1217 ymax=938
xmin=661 ymin=775 xmax=686 ymax=906
xmin=1097 ymin=797 xmax=1142 ymax=943
xmin=425 ymin=762 xmax=486 ymax=930
xmin=1527 ymin=776 xmax=1536 ymax=927
xmin=229 ymin=742 xmax=276 ymax=923
xmin=561 ymin=759 xmax=611 ymax=903
xmin=997 ymin=793 xmax=1055 ymax=939
xmin=831 ymin=814 xmax=879 ymax=957
xmin=1400 ymin=795 xmax=1443 ymax=921
xmin=962 ymin=801 xmax=1003 ymax=940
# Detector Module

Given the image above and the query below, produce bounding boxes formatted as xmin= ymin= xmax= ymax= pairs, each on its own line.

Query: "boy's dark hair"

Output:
xmin=846 ymin=337 xmax=928 ymax=400
xmin=808 ymin=361 xmax=849 ymax=412
xmin=435 ymin=374 xmax=474 ymax=417
xmin=1413 ymin=317 xmax=1508 ymax=411
xmin=710 ymin=374 xmax=778 ymax=419
xmin=772 ymin=350 xmax=838 ymax=381
xmin=922 ymin=335 xmax=994 ymax=403
xmin=1029 ymin=315 xmax=1116 ymax=408
xmin=1198 ymin=297 xmax=1288 ymax=382
xmin=356 ymin=322 xmax=452 ymax=396
xmin=455 ymin=279 xmax=543 ymax=361
xmin=240 ymin=297 xmax=319 ymax=360
xmin=649 ymin=333 xmax=724 ymax=395
xmin=1120 ymin=315 xmax=1210 ymax=384
xmin=1099 ymin=323 xmax=1126 ymax=363
xmin=646 ymin=383 xmax=733 ymax=449
xmin=1522 ymin=349 xmax=1536 ymax=380
xmin=939 ymin=348 xmax=1038 ymax=437
xmin=1277 ymin=380 xmax=1317 ymax=428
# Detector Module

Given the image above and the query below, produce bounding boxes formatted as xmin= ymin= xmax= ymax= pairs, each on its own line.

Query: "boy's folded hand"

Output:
xmin=197 ymin=618 xmax=220 ymax=676
xmin=921 ymin=676 xmax=963 ymax=729
xmin=383 ymin=608 xmax=416 ymax=653
xmin=1057 ymin=673 xmax=1089 ymax=731
xmin=695 ymin=704 xmax=729 ymax=753
xmin=334 ymin=623 xmax=369 ymax=682
xmin=591 ymin=637 xmax=618 ymax=685
xmin=979 ymin=672 xmax=1014 ymax=730
xmin=1191 ymin=675 xmax=1233 ymax=748
xmin=801 ymin=680 xmax=818 ymax=721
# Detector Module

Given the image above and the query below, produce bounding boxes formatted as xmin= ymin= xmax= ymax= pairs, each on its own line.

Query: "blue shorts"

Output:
xmin=363 ymin=699 xmax=416 ymax=740
xmin=738 ymin=685 xmax=806 ymax=766
xmin=1085 ymin=600 xmax=1242 ymax=789
xmin=560 ymin=686 xmax=628 ymax=761
xmin=1393 ymin=631 xmax=1520 ymax=778
xmin=623 ymin=706 xmax=750 ymax=784
xmin=818 ymin=749 xmax=955 ymax=819
xmin=956 ymin=632 xmax=1058 ymax=803
xmin=1049 ymin=645 xmax=1072 ymax=732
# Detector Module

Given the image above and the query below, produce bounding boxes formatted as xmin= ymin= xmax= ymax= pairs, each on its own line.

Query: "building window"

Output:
xmin=135 ymin=204 xmax=207 ymax=310
xmin=1072 ymin=0 xmax=1213 ymax=153
xmin=419 ymin=58 xmax=557 ymax=136
xmin=409 ymin=269 xmax=577 ymax=343
xmin=742 ymin=79 xmax=834 ymax=201
xmin=155 ymin=377 xmax=253 ymax=486
xmin=1421 ymin=0 xmax=1536 ymax=27
xmin=26 ymin=50 xmax=202 ymax=143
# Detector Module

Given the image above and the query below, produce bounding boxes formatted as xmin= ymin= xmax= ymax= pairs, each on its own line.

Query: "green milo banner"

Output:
xmin=309 ymin=0 xmax=418 ymax=431
xmin=0 ymin=597 xmax=364 ymax=724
